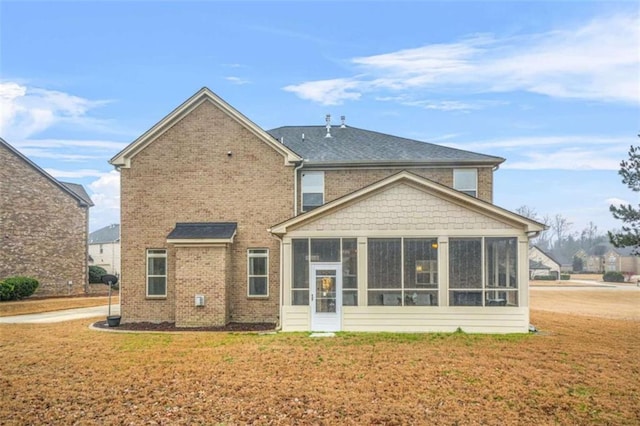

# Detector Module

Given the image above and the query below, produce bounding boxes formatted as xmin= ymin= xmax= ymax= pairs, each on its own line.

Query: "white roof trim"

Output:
xmin=110 ymin=87 xmax=301 ymax=168
xmin=269 ymin=171 xmax=547 ymax=235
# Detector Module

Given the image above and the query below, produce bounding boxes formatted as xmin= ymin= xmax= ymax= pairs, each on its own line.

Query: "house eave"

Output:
xmin=299 ymin=159 xmax=504 ymax=169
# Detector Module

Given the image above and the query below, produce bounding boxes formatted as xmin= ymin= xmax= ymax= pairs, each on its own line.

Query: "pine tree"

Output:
xmin=609 ymin=144 xmax=640 ymax=255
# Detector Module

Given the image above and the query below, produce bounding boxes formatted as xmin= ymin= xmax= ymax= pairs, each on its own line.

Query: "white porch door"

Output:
xmin=310 ymin=264 xmax=342 ymax=332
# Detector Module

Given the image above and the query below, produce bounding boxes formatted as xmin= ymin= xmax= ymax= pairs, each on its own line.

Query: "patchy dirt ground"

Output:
xmin=530 ymin=287 xmax=640 ymax=321
xmin=1 ymin=288 xmax=639 ymax=425
xmin=0 ymin=295 xmax=118 ymax=317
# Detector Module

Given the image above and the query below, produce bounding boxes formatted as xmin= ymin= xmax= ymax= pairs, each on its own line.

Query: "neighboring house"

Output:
xmin=529 ymin=260 xmax=550 ymax=279
xmin=0 ymin=138 xmax=93 ymax=296
xmin=603 ymin=246 xmax=640 ymax=275
xmin=89 ymin=224 xmax=121 ymax=275
xmin=529 ymin=246 xmax=561 ymax=279
xmin=110 ymin=88 xmax=545 ymax=333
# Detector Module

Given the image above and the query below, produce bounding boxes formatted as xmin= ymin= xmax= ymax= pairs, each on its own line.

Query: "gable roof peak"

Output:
xmin=110 ymin=87 xmax=301 ymax=168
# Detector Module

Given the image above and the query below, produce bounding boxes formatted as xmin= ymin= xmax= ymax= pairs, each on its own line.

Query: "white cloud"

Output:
xmin=502 ymin=148 xmax=621 ymax=170
xmin=45 ymin=168 xmax=107 ymax=179
xmin=284 ymin=14 xmax=640 ymax=106
xmin=607 ymin=197 xmax=628 ymax=208
xmin=447 ymin=135 xmax=632 ymax=151
xmin=0 ymin=82 xmax=111 ymax=140
xmin=283 ymin=78 xmax=363 ymax=105
xmin=88 ymin=171 xmax=121 ymax=230
xmin=225 ymin=76 xmax=251 ymax=85
xmin=12 ymin=138 xmax=128 ymax=151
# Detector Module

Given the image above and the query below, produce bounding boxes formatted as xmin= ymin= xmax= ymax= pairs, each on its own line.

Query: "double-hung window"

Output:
xmin=248 ymin=249 xmax=269 ymax=297
xmin=453 ymin=169 xmax=478 ymax=197
xmin=301 ymin=171 xmax=324 ymax=212
xmin=147 ymin=249 xmax=167 ymax=297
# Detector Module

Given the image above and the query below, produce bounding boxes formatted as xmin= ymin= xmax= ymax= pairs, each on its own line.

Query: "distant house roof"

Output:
xmin=89 ymin=224 xmax=120 ymax=244
xmin=166 ymin=222 xmax=237 ymax=244
xmin=0 ymin=138 xmax=94 ymax=208
xmin=532 ymin=245 xmax=561 ymax=265
xmin=267 ymin=125 xmax=505 ymax=167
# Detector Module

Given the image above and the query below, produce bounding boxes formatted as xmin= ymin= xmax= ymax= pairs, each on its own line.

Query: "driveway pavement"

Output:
xmin=0 ymin=304 xmax=120 ymax=324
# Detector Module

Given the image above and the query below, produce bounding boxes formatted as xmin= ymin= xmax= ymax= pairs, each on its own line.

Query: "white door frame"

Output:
xmin=310 ymin=263 xmax=342 ymax=332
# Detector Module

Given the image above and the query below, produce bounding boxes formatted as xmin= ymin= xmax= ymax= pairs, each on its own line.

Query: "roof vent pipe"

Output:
xmin=302 ymin=133 xmax=305 ymax=141
xmin=340 ymin=115 xmax=346 ymax=128
xmin=325 ymin=114 xmax=332 ymax=138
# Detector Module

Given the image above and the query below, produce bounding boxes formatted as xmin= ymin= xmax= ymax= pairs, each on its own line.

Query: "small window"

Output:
xmin=302 ymin=171 xmax=324 ymax=211
xmin=147 ymin=249 xmax=167 ymax=297
xmin=99 ymin=244 xmax=104 ymax=254
xmin=454 ymin=169 xmax=477 ymax=197
xmin=248 ymin=249 xmax=269 ymax=297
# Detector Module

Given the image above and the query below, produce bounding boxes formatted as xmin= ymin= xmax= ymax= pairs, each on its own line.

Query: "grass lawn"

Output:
xmin=1 ymin=309 xmax=638 ymax=424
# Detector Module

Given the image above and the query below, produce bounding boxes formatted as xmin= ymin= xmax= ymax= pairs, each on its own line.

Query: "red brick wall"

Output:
xmin=0 ymin=143 xmax=89 ymax=296
xmin=120 ymin=101 xmax=293 ymax=324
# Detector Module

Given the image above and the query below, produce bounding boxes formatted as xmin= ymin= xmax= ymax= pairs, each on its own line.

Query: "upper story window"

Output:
xmin=302 ymin=171 xmax=324 ymax=212
xmin=453 ymin=169 xmax=477 ymax=197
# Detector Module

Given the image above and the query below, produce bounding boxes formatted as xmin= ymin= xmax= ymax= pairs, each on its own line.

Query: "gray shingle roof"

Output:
xmin=89 ymin=224 xmax=120 ymax=244
xmin=167 ymin=222 xmax=237 ymax=240
xmin=61 ymin=182 xmax=94 ymax=207
xmin=267 ymin=125 xmax=504 ymax=166
xmin=1 ymin=137 xmax=93 ymax=207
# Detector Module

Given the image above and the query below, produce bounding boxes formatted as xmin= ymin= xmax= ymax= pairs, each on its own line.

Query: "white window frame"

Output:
xmin=453 ymin=169 xmax=478 ymax=197
xmin=301 ymin=171 xmax=324 ymax=212
xmin=248 ymin=248 xmax=269 ymax=297
xmin=146 ymin=249 xmax=167 ymax=298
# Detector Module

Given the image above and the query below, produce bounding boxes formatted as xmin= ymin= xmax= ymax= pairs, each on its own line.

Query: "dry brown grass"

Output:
xmin=531 ymin=288 xmax=640 ymax=321
xmin=0 ymin=295 xmax=118 ymax=317
xmin=1 ymin=308 xmax=639 ymax=424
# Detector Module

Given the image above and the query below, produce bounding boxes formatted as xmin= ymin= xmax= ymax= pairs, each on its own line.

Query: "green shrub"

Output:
xmin=603 ymin=271 xmax=624 ymax=283
xmin=0 ymin=280 xmax=15 ymax=301
xmin=0 ymin=276 xmax=39 ymax=301
xmin=89 ymin=265 xmax=108 ymax=283
xmin=560 ymin=274 xmax=571 ymax=280
xmin=533 ymin=275 xmax=556 ymax=281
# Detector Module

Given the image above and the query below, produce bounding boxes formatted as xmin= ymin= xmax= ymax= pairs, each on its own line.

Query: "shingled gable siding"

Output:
xmin=119 ymin=101 xmax=293 ymax=324
xmin=297 ymin=167 xmax=493 ymax=214
xmin=0 ymin=144 xmax=88 ymax=297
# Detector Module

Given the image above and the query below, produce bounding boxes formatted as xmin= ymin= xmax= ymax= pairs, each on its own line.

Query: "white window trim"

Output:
xmin=453 ymin=169 xmax=478 ymax=197
xmin=301 ymin=171 xmax=325 ymax=212
xmin=146 ymin=249 xmax=167 ymax=298
xmin=247 ymin=248 xmax=269 ymax=298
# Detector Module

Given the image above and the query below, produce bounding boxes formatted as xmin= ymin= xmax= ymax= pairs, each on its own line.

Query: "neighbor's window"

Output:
xmin=147 ymin=249 xmax=167 ymax=297
xmin=301 ymin=171 xmax=324 ymax=211
xmin=453 ymin=169 xmax=478 ymax=197
xmin=449 ymin=237 xmax=518 ymax=306
xmin=248 ymin=249 xmax=269 ymax=297
xmin=368 ymin=238 xmax=439 ymax=306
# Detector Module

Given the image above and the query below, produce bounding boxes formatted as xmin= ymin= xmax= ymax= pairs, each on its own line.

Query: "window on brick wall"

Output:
xmin=453 ymin=169 xmax=478 ymax=197
xmin=248 ymin=249 xmax=269 ymax=297
xmin=147 ymin=249 xmax=167 ymax=297
xmin=301 ymin=171 xmax=324 ymax=212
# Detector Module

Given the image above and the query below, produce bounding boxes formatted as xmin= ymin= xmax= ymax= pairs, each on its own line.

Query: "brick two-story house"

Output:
xmin=110 ymin=88 xmax=544 ymax=333
xmin=1 ymin=138 xmax=93 ymax=297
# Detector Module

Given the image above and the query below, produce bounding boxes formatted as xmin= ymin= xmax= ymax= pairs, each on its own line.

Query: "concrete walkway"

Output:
xmin=0 ymin=304 xmax=120 ymax=324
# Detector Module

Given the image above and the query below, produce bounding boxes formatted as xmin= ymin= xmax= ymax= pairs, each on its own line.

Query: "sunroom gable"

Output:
xmin=270 ymin=171 xmax=545 ymax=235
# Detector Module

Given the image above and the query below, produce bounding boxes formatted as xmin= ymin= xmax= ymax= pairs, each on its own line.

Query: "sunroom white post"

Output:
xmin=439 ymin=237 xmax=449 ymax=306
xmin=357 ymin=237 xmax=367 ymax=306
xmin=519 ymin=237 xmax=529 ymax=308
xmin=282 ymin=238 xmax=292 ymax=306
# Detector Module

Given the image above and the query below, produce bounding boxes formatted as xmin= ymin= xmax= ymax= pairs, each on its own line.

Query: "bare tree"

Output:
xmin=516 ymin=205 xmax=539 ymax=221
xmin=551 ymin=214 xmax=573 ymax=250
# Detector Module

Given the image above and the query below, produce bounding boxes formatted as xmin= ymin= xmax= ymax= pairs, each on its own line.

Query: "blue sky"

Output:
xmin=1 ymin=1 xmax=638 ymax=235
